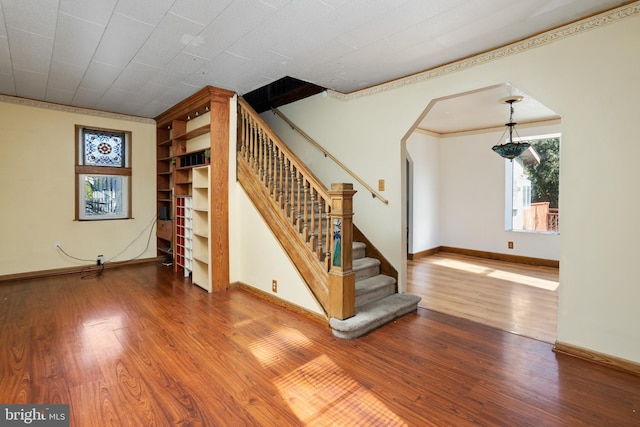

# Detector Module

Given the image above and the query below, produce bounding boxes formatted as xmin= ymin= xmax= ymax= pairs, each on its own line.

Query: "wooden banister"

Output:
xmin=237 ymin=97 xmax=355 ymax=319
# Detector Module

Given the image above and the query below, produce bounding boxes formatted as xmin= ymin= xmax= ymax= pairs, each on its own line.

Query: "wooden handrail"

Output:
xmin=271 ymin=107 xmax=389 ymax=205
xmin=237 ymin=97 xmax=355 ymax=319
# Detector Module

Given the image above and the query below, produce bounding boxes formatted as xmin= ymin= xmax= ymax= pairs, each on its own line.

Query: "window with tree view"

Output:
xmin=508 ymin=135 xmax=559 ymax=233
xmin=76 ymin=126 xmax=132 ymax=220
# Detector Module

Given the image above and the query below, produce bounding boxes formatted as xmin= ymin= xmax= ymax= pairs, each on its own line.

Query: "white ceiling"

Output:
xmin=418 ymin=83 xmax=561 ymax=135
xmin=0 ymin=0 xmax=629 ymax=119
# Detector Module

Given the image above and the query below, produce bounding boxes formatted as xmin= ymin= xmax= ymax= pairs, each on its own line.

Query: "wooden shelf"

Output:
xmin=193 ymin=254 xmax=209 ymax=264
xmin=191 ymin=165 xmax=211 ymax=291
xmin=158 ymin=246 xmax=172 ymax=255
xmin=154 ymin=86 xmax=233 ymax=291
xmin=193 ymin=230 xmax=209 ymax=238
xmin=172 ymin=124 xmax=210 ymax=141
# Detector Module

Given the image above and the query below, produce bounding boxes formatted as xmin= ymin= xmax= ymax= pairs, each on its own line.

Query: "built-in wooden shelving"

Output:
xmin=154 ymin=86 xmax=234 ymax=292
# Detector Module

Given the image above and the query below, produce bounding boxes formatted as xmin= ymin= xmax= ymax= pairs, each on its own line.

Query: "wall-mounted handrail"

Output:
xmin=271 ymin=107 xmax=389 ymax=205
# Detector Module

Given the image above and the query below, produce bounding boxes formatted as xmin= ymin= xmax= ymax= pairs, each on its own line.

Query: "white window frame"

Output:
xmin=504 ymin=133 xmax=560 ymax=234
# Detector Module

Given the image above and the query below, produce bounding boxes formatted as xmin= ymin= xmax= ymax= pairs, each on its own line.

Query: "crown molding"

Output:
xmin=329 ymin=2 xmax=640 ymax=102
xmin=0 ymin=94 xmax=155 ymax=124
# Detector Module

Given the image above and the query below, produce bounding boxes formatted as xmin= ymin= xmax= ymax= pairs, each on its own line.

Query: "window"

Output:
xmin=506 ymin=135 xmax=560 ymax=233
xmin=75 ymin=126 xmax=132 ymax=220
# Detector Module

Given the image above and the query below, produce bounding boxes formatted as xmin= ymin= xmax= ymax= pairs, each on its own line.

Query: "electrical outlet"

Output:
xmin=272 ymin=280 xmax=277 ymax=293
xmin=55 ymin=241 xmax=61 ymax=250
xmin=508 ymin=241 xmax=514 ymax=249
xmin=97 ymin=255 xmax=104 ymax=266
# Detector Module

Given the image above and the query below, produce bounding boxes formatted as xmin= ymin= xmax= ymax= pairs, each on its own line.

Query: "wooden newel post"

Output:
xmin=328 ymin=183 xmax=357 ymax=320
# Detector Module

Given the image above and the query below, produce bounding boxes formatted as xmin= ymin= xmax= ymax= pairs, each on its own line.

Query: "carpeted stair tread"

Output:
xmin=330 ymin=293 xmax=422 ymax=339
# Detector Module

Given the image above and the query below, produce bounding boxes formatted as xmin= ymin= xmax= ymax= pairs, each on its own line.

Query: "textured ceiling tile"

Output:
xmin=293 ymin=54 xmax=348 ymax=87
xmin=221 ymin=52 xmax=289 ymax=89
xmin=72 ymin=86 xmax=104 ymax=107
xmin=45 ymin=86 xmax=75 ymax=105
xmin=0 ymin=35 xmax=11 ymax=75
xmin=126 ymin=82 xmax=172 ymax=107
xmin=52 ymin=13 xmax=104 ymax=67
xmin=256 ymin=0 xmax=366 ymax=58
xmin=47 ymin=60 xmax=85 ymax=92
xmin=156 ymin=83 xmax=205 ymax=108
xmin=177 ymin=68 xmax=213 ymax=90
xmin=237 ymin=74 xmax=277 ymax=95
xmin=134 ymin=13 xmax=205 ymax=68
xmin=96 ymin=87 xmax=131 ymax=111
xmin=433 ymin=5 xmax=536 ymax=49
xmin=2 ymin=0 xmax=58 ymax=37
xmin=79 ymin=60 xmax=123 ymax=92
xmin=59 ymin=0 xmax=118 ymax=26
xmin=14 ymin=69 xmax=47 ymax=99
xmin=0 ymin=0 xmax=631 ymax=118
xmin=181 ymin=23 xmax=227 ymax=61
xmin=115 ymin=0 xmax=174 ymax=26
xmin=259 ymin=0 xmax=293 ymax=9
xmin=337 ymin=0 xmax=435 ymax=44
xmin=6 ymin=27 xmax=53 ymax=73
xmin=93 ymin=13 xmax=155 ymax=68
xmin=112 ymin=61 xmax=161 ymax=92
xmin=122 ymin=103 xmax=159 ymax=117
xmin=181 ymin=51 xmax=252 ymax=90
xmin=184 ymin=0 xmax=280 ymax=60
xmin=0 ymin=6 xmax=7 ymax=38
xmin=151 ymin=52 xmax=209 ymax=86
xmin=293 ymin=38 xmax=355 ymax=71
xmin=0 ymin=72 xmax=15 ymax=95
xmin=169 ymin=0 xmax=233 ymax=26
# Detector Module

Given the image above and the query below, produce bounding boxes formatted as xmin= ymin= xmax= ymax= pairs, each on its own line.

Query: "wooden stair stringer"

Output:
xmin=237 ymin=158 xmax=329 ymax=316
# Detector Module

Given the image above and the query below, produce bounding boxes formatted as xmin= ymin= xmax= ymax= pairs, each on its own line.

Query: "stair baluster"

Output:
xmin=237 ymin=97 xmax=356 ymax=319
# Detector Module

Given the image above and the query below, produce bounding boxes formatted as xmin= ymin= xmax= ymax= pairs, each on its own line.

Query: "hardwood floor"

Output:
xmin=408 ymin=252 xmax=559 ymax=343
xmin=1 ymin=263 xmax=638 ymax=426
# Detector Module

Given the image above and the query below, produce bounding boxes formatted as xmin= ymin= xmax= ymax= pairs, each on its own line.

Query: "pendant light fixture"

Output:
xmin=492 ymin=96 xmax=530 ymax=160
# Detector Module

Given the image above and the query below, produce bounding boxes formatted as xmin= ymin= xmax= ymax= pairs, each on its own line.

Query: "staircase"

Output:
xmin=330 ymin=242 xmax=421 ymax=338
xmin=237 ymin=97 xmax=420 ymax=338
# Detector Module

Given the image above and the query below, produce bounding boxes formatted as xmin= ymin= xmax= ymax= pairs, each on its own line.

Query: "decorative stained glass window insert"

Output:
xmin=83 ymin=129 xmax=125 ymax=167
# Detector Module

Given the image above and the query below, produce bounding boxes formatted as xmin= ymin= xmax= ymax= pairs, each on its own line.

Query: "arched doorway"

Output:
xmin=404 ymin=83 xmax=561 ymax=343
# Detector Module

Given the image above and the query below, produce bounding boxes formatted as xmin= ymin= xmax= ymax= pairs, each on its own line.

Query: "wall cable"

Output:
xmin=56 ymin=216 xmax=158 ymax=278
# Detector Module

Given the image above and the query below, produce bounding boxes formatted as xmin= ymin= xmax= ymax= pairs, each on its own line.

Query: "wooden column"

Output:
xmin=328 ymin=183 xmax=357 ymax=320
xmin=209 ymin=93 xmax=231 ymax=292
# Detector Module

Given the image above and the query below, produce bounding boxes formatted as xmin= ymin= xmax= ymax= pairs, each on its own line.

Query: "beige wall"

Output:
xmin=0 ymin=99 xmax=157 ymax=276
xmin=263 ymin=7 xmax=640 ymax=363
xmin=437 ymin=122 xmax=561 ymax=259
xmin=226 ymin=96 xmax=324 ymax=315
